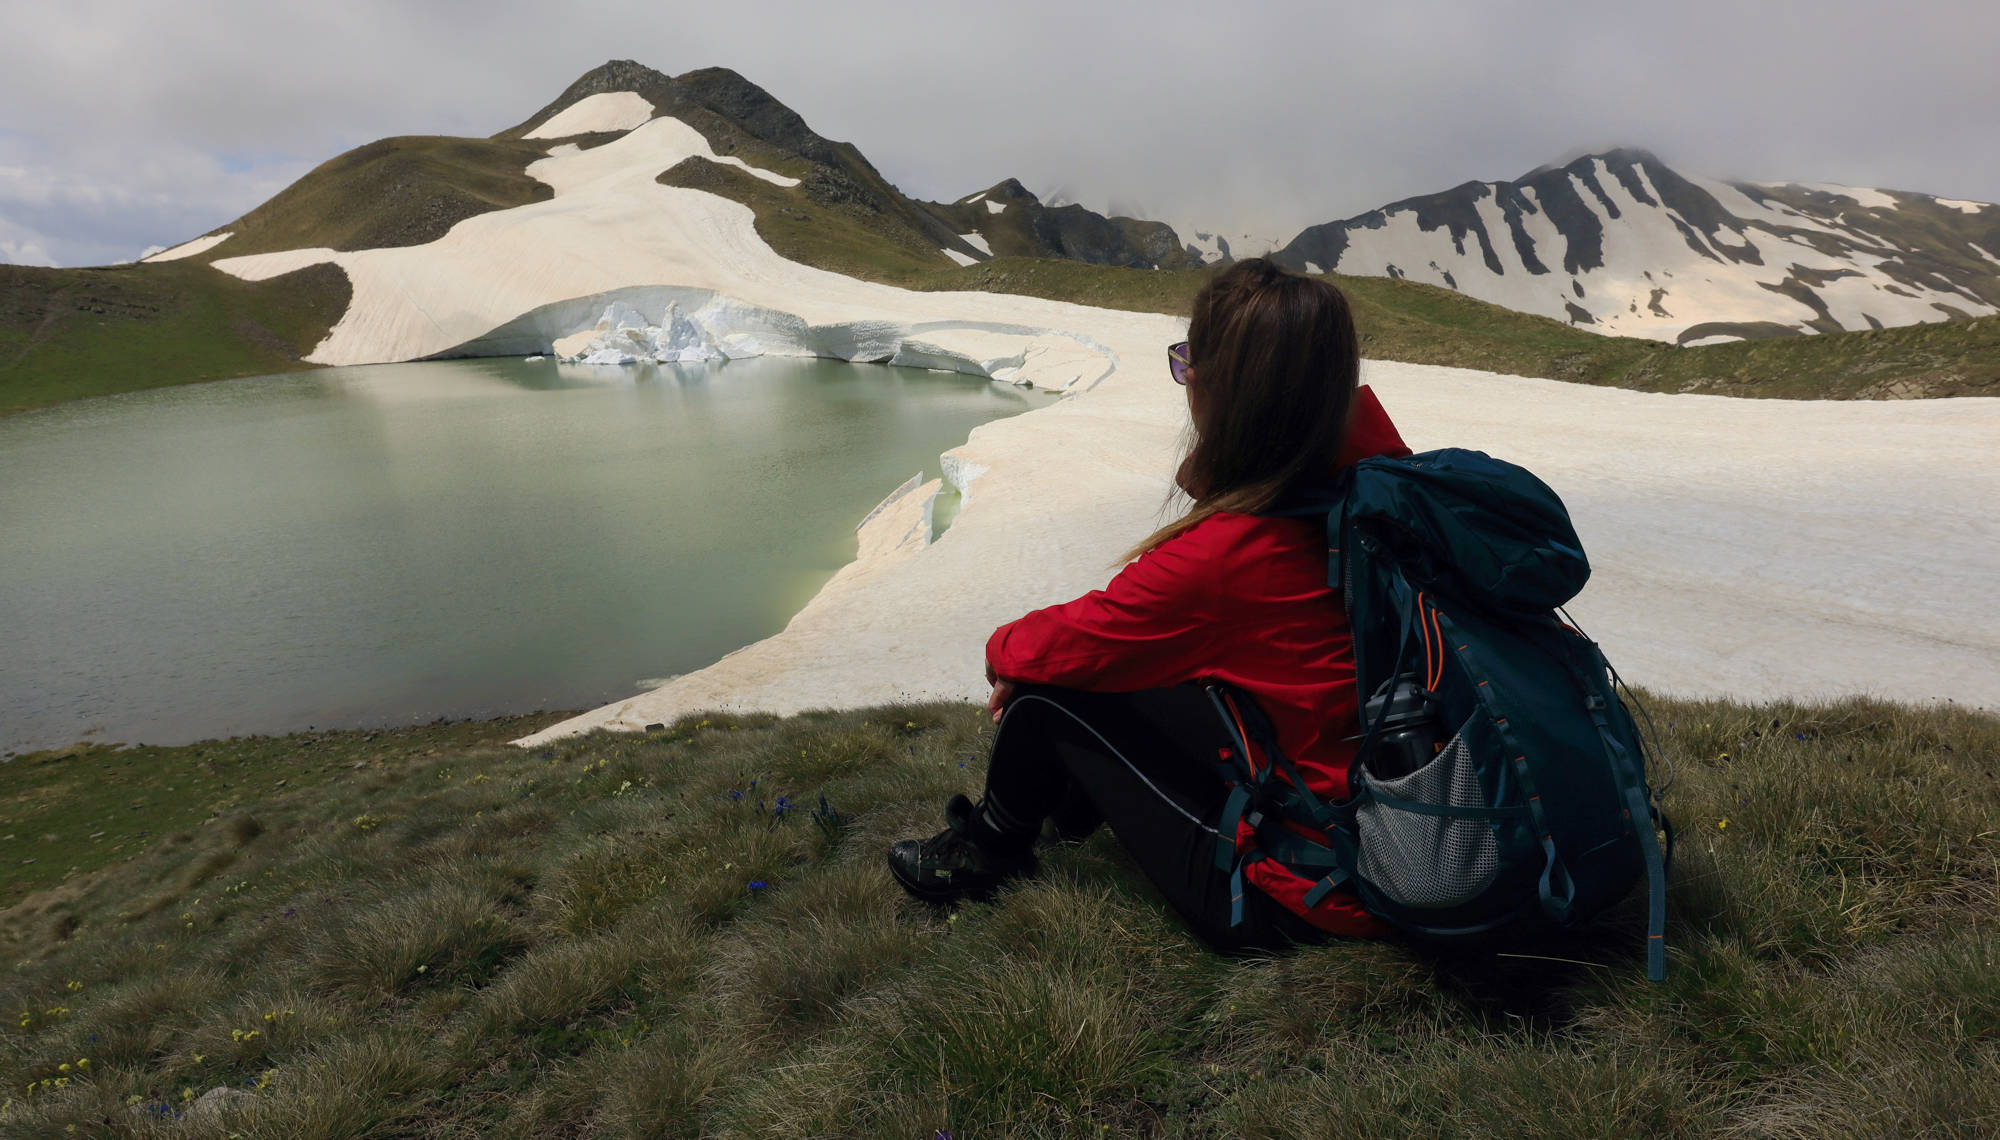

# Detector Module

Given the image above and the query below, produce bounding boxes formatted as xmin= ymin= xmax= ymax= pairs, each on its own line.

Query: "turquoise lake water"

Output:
xmin=0 ymin=356 xmax=1042 ymax=755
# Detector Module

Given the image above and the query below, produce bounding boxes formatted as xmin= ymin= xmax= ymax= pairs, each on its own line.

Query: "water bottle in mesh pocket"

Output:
xmin=1354 ymin=720 xmax=1499 ymax=909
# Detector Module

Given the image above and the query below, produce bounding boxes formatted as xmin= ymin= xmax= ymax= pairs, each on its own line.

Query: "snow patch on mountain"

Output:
xmin=527 ymin=116 xmax=799 ymax=194
xmin=959 ymin=232 xmax=992 ymax=256
xmin=941 ymin=248 xmax=979 ymax=267
xmin=1935 ymin=198 xmax=1991 ymax=214
xmin=525 ymin=91 xmax=656 ymax=138
xmin=985 ymin=199 xmax=1005 ymax=214
xmin=1794 ymin=183 xmax=1900 ymax=210
xmin=142 ymin=232 xmax=232 ymax=262
xmin=1173 ymin=225 xmax=1287 ymax=266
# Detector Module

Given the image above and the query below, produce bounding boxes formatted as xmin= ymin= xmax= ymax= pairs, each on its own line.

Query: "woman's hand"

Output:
xmin=987 ymin=678 xmax=1017 ymax=724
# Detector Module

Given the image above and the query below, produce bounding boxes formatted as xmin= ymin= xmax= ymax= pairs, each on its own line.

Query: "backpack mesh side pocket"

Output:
xmin=1355 ymin=722 xmax=1499 ymax=909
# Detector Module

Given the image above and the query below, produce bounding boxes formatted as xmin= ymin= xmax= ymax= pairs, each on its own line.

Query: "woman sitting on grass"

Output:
xmin=888 ymin=257 xmax=1411 ymax=950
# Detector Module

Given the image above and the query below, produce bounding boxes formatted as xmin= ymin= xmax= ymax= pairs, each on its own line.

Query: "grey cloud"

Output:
xmin=4 ymin=0 xmax=1997 ymax=267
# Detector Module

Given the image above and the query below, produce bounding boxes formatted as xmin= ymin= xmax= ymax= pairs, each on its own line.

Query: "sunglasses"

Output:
xmin=1167 ymin=341 xmax=1193 ymax=385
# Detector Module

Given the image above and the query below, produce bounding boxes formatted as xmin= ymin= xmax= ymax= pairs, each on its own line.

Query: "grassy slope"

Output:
xmin=0 ymin=261 xmax=350 ymax=416
xmin=657 ymin=157 xmax=950 ymax=284
xmin=208 ymin=136 xmax=558 ymax=259
xmin=2 ymin=696 xmax=1995 ymax=1136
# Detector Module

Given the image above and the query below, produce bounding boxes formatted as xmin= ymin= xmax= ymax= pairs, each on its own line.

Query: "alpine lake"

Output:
xmin=0 ymin=355 xmax=1049 ymax=757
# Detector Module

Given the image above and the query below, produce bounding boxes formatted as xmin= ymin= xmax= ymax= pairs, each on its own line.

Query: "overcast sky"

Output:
xmin=4 ymin=0 xmax=1997 ymax=267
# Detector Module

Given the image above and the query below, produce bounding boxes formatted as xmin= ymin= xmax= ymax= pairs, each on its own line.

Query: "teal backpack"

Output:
xmin=1210 ymin=448 xmax=1674 ymax=979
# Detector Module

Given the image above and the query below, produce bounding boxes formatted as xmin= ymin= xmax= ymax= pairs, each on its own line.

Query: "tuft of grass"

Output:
xmin=305 ymin=878 xmax=529 ymax=1000
xmin=0 ymin=695 xmax=1994 ymax=1137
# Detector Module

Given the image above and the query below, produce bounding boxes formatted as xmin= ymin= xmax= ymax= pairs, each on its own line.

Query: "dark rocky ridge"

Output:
xmin=920 ymin=178 xmax=1198 ymax=271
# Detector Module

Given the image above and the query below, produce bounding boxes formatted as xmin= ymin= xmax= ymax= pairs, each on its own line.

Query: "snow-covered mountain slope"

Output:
xmin=506 ymin=61 xmax=980 ymax=268
xmin=1275 ymin=149 xmax=2000 ymax=344
xmin=922 ymin=179 xmax=1197 ymax=270
xmin=146 ymin=61 xmax=982 ymax=276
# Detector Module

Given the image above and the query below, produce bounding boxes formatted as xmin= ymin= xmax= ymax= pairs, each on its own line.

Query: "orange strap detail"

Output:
xmin=1223 ymin=693 xmax=1262 ymax=782
xmin=1426 ymin=601 xmax=1445 ymax=691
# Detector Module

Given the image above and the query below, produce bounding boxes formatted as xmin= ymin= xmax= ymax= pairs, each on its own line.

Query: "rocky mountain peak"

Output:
xmin=536 ymin=59 xmax=676 ymax=121
xmin=1522 ymin=145 xmax=1661 ymax=180
xmin=983 ymin=178 xmax=1039 ymax=204
xmin=561 ymin=59 xmax=674 ymax=101
xmin=670 ymin=67 xmax=829 ymax=160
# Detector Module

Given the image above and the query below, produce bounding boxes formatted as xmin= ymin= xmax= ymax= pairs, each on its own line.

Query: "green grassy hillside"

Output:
xmin=209 ymin=136 xmax=559 ymax=259
xmin=2 ymin=696 xmax=1994 ymax=1136
xmin=657 ymin=157 xmax=954 ymax=282
xmin=0 ymin=261 xmax=349 ymax=416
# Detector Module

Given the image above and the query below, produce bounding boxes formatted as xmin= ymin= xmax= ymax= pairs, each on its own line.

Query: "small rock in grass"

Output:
xmin=186 ymin=1086 xmax=255 ymax=1124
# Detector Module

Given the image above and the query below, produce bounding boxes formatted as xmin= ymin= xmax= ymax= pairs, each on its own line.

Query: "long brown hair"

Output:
xmin=1120 ymin=258 xmax=1360 ymax=563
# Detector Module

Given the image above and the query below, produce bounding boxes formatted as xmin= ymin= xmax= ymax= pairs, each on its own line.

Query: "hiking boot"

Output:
xmin=887 ymin=794 xmax=1037 ymax=904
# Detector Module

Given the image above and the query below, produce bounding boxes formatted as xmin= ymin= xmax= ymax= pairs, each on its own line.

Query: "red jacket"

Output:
xmin=985 ymin=386 xmax=1410 ymax=936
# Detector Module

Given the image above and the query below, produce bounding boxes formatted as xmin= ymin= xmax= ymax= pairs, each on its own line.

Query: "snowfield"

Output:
xmin=195 ymin=102 xmax=1997 ymax=741
xmin=524 ymin=91 xmax=657 ymax=138
xmin=141 ymin=231 xmax=232 ymax=262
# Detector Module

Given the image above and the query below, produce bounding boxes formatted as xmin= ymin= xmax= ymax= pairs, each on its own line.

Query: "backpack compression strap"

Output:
xmin=1586 ymin=688 xmax=1671 ymax=983
xmin=1206 ymin=684 xmax=1348 ymax=927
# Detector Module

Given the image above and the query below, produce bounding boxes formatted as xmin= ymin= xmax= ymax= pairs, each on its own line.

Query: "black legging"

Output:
xmin=981 ymin=683 xmax=1325 ymax=954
